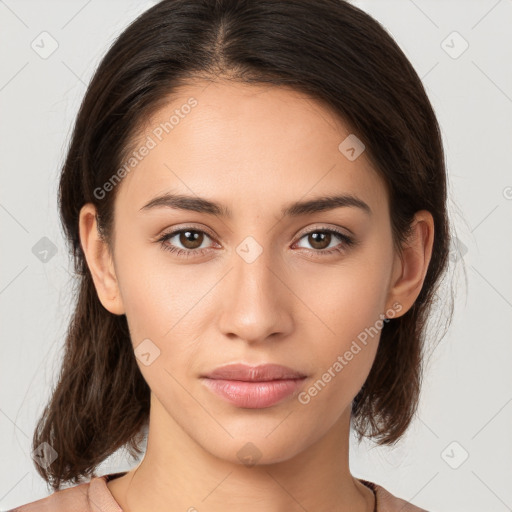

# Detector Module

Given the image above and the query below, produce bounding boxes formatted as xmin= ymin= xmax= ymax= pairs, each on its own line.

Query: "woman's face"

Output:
xmin=90 ymin=80 xmax=405 ymax=464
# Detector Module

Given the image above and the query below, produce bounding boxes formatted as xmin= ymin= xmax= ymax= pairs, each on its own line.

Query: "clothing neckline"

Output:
xmin=359 ymin=479 xmax=378 ymax=512
xmin=105 ymin=471 xmax=128 ymax=483
xmin=100 ymin=472 xmax=377 ymax=512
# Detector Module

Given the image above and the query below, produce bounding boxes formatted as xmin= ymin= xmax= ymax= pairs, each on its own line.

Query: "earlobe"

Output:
xmin=78 ymin=203 xmax=125 ymax=315
xmin=385 ymin=210 xmax=434 ymax=317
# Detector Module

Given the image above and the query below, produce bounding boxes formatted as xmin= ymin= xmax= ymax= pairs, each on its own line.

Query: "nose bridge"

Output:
xmin=218 ymin=233 xmax=291 ymax=342
xmin=235 ymin=233 xmax=277 ymax=296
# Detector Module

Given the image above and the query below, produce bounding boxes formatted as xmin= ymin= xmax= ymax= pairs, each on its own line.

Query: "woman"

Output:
xmin=10 ymin=0 xmax=451 ymax=510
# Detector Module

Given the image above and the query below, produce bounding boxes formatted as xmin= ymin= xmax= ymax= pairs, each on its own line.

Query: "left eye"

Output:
xmin=295 ymin=229 xmax=352 ymax=252
xmin=157 ymin=227 xmax=355 ymax=257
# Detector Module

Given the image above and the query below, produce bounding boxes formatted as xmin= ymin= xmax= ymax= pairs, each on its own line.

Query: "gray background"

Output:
xmin=1 ymin=1 xmax=511 ymax=510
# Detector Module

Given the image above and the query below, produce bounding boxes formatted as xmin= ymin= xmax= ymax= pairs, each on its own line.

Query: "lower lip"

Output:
xmin=201 ymin=377 xmax=306 ymax=408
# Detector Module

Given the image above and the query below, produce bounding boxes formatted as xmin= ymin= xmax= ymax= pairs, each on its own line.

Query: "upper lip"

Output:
xmin=202 ymin=363 xmax=307 ymax=381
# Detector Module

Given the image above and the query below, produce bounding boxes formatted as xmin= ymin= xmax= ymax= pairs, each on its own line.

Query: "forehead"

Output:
xmin=115 ymin=80 xmax=389 ymax=219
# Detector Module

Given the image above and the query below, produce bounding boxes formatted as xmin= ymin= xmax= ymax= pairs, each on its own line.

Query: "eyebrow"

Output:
xmin=139 ymin=192 xmax=372 ymax=218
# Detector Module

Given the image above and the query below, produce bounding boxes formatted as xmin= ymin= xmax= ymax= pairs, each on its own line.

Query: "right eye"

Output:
xmin=157 ymin=228 xmax=217 ymax=258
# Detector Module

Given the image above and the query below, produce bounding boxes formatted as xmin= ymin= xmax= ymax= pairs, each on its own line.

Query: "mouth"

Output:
xmin=201 ymin=362 xmax=307 ymax=381
xmin=200 ymin=363 xmax=307 ymax=409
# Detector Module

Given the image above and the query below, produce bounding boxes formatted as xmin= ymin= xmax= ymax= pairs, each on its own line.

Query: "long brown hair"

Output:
xmin=33 ymin=0 xmax=455 ymax=492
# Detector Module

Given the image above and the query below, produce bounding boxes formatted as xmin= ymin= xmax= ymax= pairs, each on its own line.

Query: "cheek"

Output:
xmin=294 ymin=255 xmax=390 ymax=345
xmin=292 ymin=249 xmax=392 ymax=401
xmin=113 ymin=234 xmax=188 ymax=336
xmin=113 ymin=241 xmax=210 ymax=381
xmin=290 ymin=280 xmax=384 ymax=444
xmin=115 ymin=259 xmax=203 ymax=409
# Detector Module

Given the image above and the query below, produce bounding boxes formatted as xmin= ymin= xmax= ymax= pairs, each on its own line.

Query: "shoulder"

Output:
xmin=359 ymin=479 xmax=430 ymax=512
xmin=5 ymin=475 xmax=122 ymax=512
xmin=5 ymin=481 xmax=91 ymax=512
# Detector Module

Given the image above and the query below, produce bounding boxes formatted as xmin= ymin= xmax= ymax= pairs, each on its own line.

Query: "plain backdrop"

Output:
xmin=1 ymin=1 xmax=511 ymax=511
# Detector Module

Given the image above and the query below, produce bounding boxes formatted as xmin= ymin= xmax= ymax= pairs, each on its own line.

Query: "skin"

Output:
xmin=79 ymin=80 xmax=434 ymax=512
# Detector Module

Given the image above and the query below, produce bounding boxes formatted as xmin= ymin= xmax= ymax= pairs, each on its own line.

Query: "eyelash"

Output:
xmin=156 ymin=226 xmax=356 ymax=259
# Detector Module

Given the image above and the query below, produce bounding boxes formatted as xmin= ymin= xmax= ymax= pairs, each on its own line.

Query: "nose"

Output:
xmin=217 ymin=238 xmax=294 ymax=345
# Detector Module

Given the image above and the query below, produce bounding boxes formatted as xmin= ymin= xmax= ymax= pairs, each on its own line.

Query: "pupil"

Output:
xmin=181 ymin=230 xmax=203 ymax=249
xmin=310 ymin=232 xmax=330 ymax=250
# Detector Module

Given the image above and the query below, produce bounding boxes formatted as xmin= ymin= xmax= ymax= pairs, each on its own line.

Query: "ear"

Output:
xmin=385 ymin=210 xmax=434 ymax=318
xmin=78 ymin=203 xmax=125 ymax=315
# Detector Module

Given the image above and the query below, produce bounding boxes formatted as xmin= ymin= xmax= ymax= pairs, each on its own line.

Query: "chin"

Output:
xmin=195 ymin=429 xmax=310 ymax=468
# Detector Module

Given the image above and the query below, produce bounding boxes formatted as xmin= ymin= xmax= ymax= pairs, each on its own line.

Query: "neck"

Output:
xmin=107 ymin=393 xmax=375 ymax=512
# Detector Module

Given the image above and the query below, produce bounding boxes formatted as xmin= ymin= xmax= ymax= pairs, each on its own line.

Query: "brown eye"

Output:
xmin=294 ymin=228 xmax=356 ymax=257
xmin=157 ymin=226 xmax=355 ymax=259
xmin=178 ymin=230 xmax=204 ymax=250
xmin=157 ymin=228 xmax=214 ymax=257
xmin=307 ymin=231 xmax=332 ymax=250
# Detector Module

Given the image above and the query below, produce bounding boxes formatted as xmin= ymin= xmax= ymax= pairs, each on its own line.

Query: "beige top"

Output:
xmin=8 ymin=473 xmax=428 ymax=511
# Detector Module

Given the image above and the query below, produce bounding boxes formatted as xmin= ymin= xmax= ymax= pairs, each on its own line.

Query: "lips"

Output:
xmin=201 ymin=363 xmax=307 ymax=381
xmin=200 ymin=363 xmax=307 ymax=408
